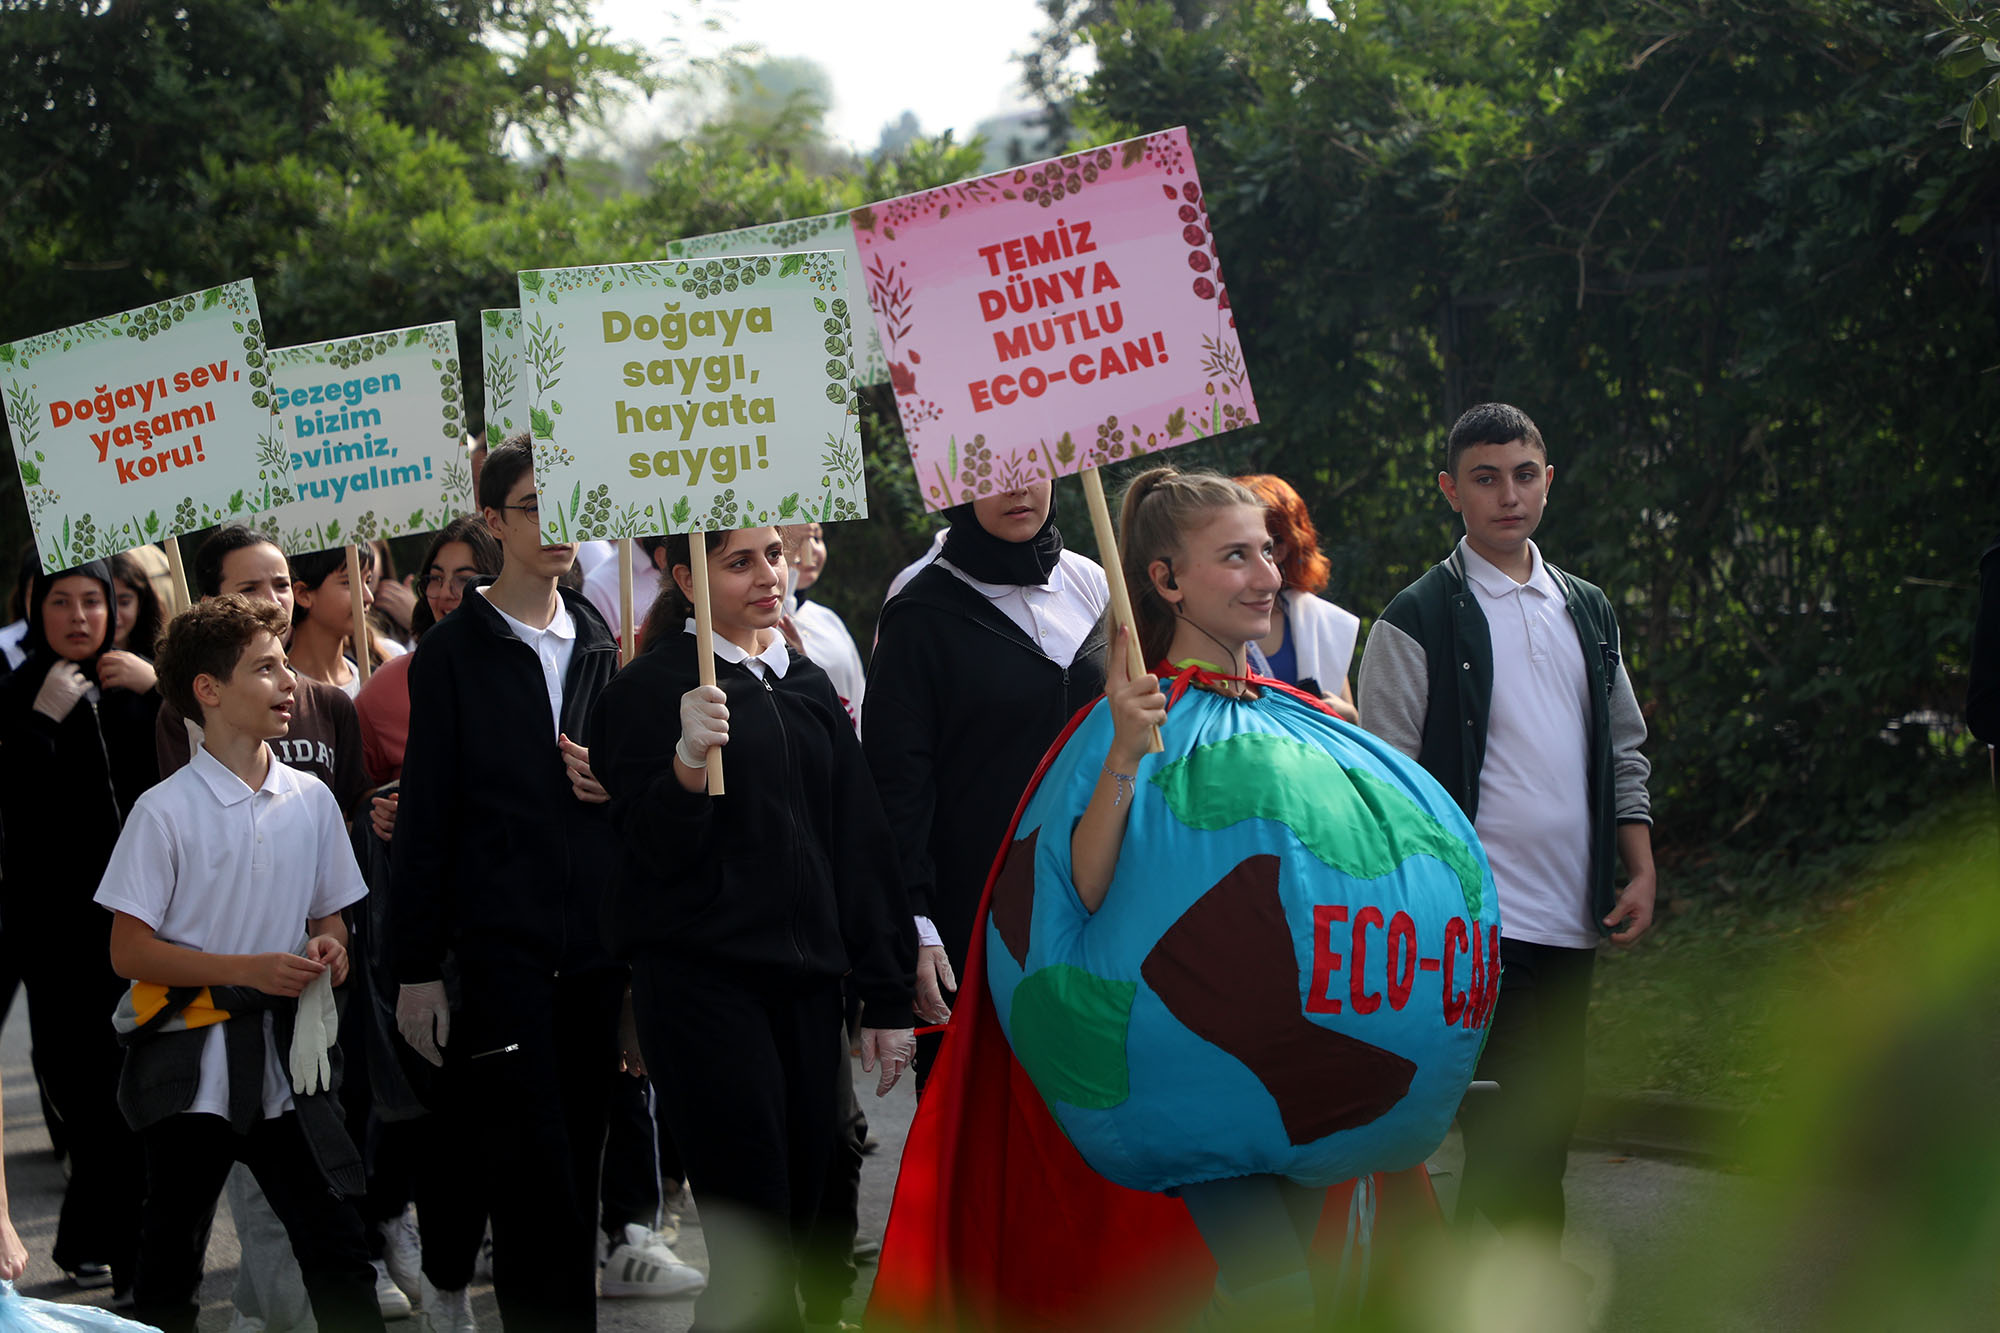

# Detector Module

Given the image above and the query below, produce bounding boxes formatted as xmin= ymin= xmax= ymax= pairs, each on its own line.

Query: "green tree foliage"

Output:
xmin=1934 ymin=2 xmax=2000 ymax=145
xmin=1074 ymin=0 xmax=1997 ymax=878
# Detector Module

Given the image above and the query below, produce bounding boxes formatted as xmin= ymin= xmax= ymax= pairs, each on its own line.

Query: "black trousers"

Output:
xmin=132 ymin=1112 xmax=382 ymax=1333
xmin=411 ymin=1109 xmax=490 ymax=1290
xmin=446 ymin=962 xmax=624 ymax=1332
xmin=24 ymin=958 xmax=142 ymax=1285
xmin=601 ymin=1069 xmax=668 ymax=1238
xmin=634 ymin=960 xmax=843 ymax=1333
xmin=1455 ymin=938 xmax=1597 ymax=1235
xmin=798 ymin=1038 xmax=867 ymax=1323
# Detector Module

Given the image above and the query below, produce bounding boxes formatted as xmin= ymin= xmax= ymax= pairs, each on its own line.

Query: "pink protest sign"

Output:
xmin=851 ymin=126 xmax=1255 ymax=511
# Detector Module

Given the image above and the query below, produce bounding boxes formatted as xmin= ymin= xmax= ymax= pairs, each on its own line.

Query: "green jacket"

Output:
xmin=1357 ymin=545 xmax=1652 ymax=934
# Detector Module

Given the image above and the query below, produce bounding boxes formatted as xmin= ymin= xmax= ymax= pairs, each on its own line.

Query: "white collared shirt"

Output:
xmin=935 ymin=550 xmax=1108 ymax=668
xmin=1459 ymin=538 xmax=1596 ymax=948
xmin=682 ymin=618 xmax=790 ymax=679
xmin=95 ymin=745 xmax=369 ymax=1121
xmin=482 ymin=587 xmax=576 ymax=738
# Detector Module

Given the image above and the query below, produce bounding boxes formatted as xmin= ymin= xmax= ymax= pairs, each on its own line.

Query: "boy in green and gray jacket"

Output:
xmin=1358 ymin=402 xmax=1655 ymax=1241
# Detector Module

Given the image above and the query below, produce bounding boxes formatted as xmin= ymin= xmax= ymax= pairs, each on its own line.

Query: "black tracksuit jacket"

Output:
xmin=590 ymin=631 xmax=917 ymax=1031
xmin=861 ymin=563 xmax=1108 ymax=975
xmin=390 ymin=585 xmax=621 ymax=983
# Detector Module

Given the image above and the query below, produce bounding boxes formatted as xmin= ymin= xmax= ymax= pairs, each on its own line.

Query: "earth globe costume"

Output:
xmin=870 ymin=665 xmax=1499 ymax=1330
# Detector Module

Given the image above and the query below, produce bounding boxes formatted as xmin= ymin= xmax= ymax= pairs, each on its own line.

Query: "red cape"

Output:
xmin=867 ymin=688 xmax=1443 ymax=1331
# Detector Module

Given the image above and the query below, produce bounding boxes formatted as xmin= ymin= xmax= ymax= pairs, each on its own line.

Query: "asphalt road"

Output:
xmin=1 ymin=998 xmax=1795 ymax=1332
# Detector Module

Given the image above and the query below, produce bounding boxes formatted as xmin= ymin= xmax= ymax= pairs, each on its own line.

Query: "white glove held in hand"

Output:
xmin=396 ymin=980 xmax=450 ymax=1068
xmin=676 ymin=685 xmax=729 ymax=769
xmin=859 ymin=1026 xmax=916 ymax=1098
xmin=290 ymin=965 xmax=338 ymax=1094
xmin=32 ymin=662 xmax=90 ymax=723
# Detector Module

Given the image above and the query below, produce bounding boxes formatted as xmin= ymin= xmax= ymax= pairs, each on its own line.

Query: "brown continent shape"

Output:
xmin=990 ymin=827 xmax=1038 ymax=967
xmin=1141 ymin=854 xmax=1417 ymax=1145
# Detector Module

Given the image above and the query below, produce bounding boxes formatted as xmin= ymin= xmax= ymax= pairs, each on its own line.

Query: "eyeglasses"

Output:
xmin=499 ymin=497 xmax=540 ymax=520
xmin=422 ymin=573 xmax=482 ymax=597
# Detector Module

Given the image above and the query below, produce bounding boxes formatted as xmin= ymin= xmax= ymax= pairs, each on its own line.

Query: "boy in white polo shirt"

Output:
xmin=94 ymin=594 xmax=382 ymax=1333
xmin=1358 ymin=402 xmax=1656 ymax=1241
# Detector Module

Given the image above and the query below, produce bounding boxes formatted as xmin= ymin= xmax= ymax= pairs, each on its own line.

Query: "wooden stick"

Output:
xmin=1079 ymin=466 xmax=1163 ymax=753
xmin=345 ymin=542 xmax=372 ymax=687
xmin=618 ymin=538 xmax=636 ymax=666
xmin=163 ymin=536 xmax=191 ymax=615
xmin=687 ymin=528 xmax=725 ymax=795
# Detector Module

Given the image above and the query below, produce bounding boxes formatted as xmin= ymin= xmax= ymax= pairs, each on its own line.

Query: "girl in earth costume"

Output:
xmin=870 ymin=469 xmax=1499 ymax=1331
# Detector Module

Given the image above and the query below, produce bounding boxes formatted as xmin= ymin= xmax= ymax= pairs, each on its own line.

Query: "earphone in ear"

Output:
xmin=1162 ymin=557 xmax=1179 ymax=591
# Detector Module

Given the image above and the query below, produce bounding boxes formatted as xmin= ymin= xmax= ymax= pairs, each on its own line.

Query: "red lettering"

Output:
xmin=1349 ymin=906 xmax=1383 ymax=1015
xmin=114 ymin=455 xmax=138 ymax=484
xmin=1442 ymin=918 xmax=1469 ymax=1025
xmin=1464 ymin=921 xmax=1486 ymax=1029
xmin=1306 ymin=905 xmax=1347 ymax=1014
xmin=968 ymin=379 xmax=994 ymax=412
xmin=1386 ymin=912 xmax=1416 ymax=1011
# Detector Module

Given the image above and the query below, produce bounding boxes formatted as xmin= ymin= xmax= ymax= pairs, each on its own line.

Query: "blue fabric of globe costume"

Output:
xmin=985 ymin=676 xmax=1501 ymax=1194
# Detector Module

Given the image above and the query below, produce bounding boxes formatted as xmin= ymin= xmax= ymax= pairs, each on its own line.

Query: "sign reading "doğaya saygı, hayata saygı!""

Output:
xmin=851 ymin=126 xmax=1257 ymax=511
xmin=0 ymin=280 xmax=288 ymax=571
xmin=260 ymin=321 xmax=471 ymax=554
xmin=518 ymin=251 xmax=864 ymax=541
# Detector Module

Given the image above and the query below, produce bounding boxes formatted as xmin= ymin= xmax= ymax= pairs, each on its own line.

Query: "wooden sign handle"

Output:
xmin=1079 ymin=466 xmax=1163 ymax=754
xmin=163 ymin=536 xmax=192 ymax=615
xmin=618 ymin=538 xmax=637 ymax=666
xmin=687 ymin=529 xmax=726 ymax=795
xmin=346 ymin=542 xmax=371 ymax=687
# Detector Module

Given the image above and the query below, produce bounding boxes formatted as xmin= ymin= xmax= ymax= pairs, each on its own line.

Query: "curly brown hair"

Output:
xmin=156 ymin=594 xmax=291 ymax=725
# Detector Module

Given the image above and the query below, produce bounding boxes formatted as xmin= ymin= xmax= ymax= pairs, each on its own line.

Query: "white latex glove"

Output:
xmin=676 ymin=684 xmax=729 ymax=769
xmin=915 ymin=946 xmax=956 ymax=1025
xmin=31 ymin=662 xmax=90 ymax=723
xmin=289 ymin=966 xmax=337 ymax=1095
xmin=396 ymin=980 xmax=450 ymax=1067
xmin=859 ymin=1026 xmax=916 ymax=1097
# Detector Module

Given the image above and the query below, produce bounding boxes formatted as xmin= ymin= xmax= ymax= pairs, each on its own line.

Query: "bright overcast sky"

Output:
xmin=593 ymin=0 xmax=1053 ymax=152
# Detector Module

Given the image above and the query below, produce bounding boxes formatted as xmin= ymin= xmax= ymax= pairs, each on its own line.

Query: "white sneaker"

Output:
xmin=373 ymin=1258 xmax=414 ymax=1320
xmin=420 ymin=1275 xmax=478 ymax=1333
xmin=600 ymin=1223 xmax=706 ymax=1299
xmin=378 ymin=1206 xmax=423 ymax=1306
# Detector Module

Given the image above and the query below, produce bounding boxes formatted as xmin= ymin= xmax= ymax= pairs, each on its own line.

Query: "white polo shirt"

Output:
xmin=935 ymin=550 xmax=1109 ymax=669
xmin=94 ymin=746 xmax=369 ymax=1121
xmin=1460 ymin=539 xmax=1597 ymax=948
xmin=482 ymin=587 xmax=575 ymax=739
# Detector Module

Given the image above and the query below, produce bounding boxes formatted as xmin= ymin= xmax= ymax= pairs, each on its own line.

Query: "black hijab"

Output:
xmin=18 ymin=559 xmax=117 ymax=684
xmin=939 ymin=501 xmax=1065 ymax=587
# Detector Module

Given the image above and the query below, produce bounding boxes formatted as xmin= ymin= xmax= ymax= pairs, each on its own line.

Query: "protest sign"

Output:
xmin=259 ymin=321 xmax=471 ymax=554
xmin=481 ymin=307 xmax=524 ymax=443
xmin=0 ymin=280 xmax=285 ymax=572
xmin=516 ymin=251 xmax=865 ymax=545
xmin=667 ymin=212 xmax=887 ymax=385
xmin=850 ymin=126 xmax=1256 ymax=512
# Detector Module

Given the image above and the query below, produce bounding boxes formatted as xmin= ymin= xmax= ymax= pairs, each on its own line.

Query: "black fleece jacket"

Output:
xmin=590 ymin=631 xmax=916 ymax=1031
xmin=390 ymin=585 xmax=621 ymax=983
xmin=0 ymin=562 xmax=159 ymax=947
xmin=862 ymin=563 xmax=1108 ymax=974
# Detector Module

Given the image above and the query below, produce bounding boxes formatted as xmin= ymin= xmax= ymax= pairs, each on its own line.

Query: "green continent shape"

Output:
xmin=1151 ymin=732 xmax=1485 ymax=919
xmin=1008 ymin=964 xmax=1138 ymax=1111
